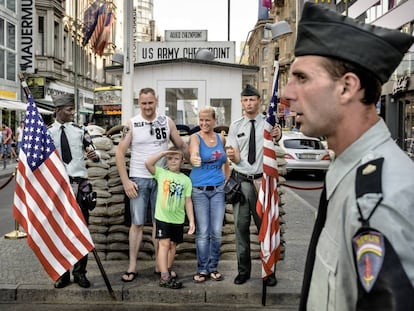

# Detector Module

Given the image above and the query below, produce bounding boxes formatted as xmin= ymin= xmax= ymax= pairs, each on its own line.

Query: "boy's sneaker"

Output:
xmin=159 ymin=277 xmax=183 ymax=289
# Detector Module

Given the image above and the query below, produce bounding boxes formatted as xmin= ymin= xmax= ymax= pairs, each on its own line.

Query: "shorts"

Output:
xmin=155 ymin=219 xmax=184 ymax=244
xmin=129 ymin=177 xmax=157 ymax=225
xmin=1 ymin=144 xmax=11 ymax=155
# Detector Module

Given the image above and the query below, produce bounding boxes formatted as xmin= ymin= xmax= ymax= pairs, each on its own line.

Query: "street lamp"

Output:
xmin=265 ymin=21 xmax=292 ymax=41
xmin=239 ymin=21 xmax=292 ymax=64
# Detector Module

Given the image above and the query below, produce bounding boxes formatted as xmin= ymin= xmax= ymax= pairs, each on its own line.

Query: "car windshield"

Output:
xmin=284 ymin=139 xmax=324 ymax=150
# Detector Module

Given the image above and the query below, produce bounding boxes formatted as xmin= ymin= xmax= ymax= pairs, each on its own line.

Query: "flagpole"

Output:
xmin=261 ymin=60 xmax=280 ymax=307
xmin=92 ymin=248 xmax=117 ymax=300
xmin=272 ymin=60 xmax=280 ymax=124
xmin=2 ymin=167 xmax=26 ymax=239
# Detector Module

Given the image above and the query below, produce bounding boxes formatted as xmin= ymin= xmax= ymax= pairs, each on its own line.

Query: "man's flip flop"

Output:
xmin=121 ymin=271 xmax=137 ymax=282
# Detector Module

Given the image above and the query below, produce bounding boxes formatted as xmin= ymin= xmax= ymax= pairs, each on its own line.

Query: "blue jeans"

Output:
xmin=192 ymin=184 xmax=225 ymax=274
xmin=129 ymin=177 xmax=157 ymax=225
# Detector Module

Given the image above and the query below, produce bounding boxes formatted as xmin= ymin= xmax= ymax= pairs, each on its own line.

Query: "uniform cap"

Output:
xmin=52 ymin=93 xmax=75 ymax=108
xmin=295 ymin=2 xmax=414 ymax=84
xmin=241 ymin=84 xmax=260 ymax=97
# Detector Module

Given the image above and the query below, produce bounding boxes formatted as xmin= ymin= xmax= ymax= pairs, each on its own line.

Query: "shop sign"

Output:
xmin=27 ymin=77 xmax=45 ymax=99
xmin=392 ymin=76 xmax=410 ymax=95
xmin=94 ymin=104 xmax=122 ymax=116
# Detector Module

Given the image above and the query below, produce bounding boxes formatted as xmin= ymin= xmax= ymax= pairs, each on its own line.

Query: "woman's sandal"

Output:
xmin=209 ymin=271 xmax=223 ymax=281
xmin=193 ymin=273 xmax=208 ymax=283
xmin=154 ymin=269 xmax=178 ymax=279
xmin=121 ymin=271 xmax=137 ymax=282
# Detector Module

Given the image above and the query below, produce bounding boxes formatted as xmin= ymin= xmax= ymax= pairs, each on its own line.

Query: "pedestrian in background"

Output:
xmin=145 ymin=147 xmax=195 ymax=289
xmin=48 ymin=93 xmax=100 ymax=289
xmin=1 ymin=123 xmax=13 ymax=164
xmin=189 ymin=106 xmax=230 ymax=283
xmin=282 ymin=3 xmax=414 ymax=310
xmin=115 ymin=87 xmax=189 ymax=282
xmin=226 ymin=84 xmax=281 ymax=286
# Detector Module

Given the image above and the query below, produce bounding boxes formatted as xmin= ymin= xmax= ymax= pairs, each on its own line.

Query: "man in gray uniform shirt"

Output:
xmin=282 ymin=3 xmax=414 ymax=310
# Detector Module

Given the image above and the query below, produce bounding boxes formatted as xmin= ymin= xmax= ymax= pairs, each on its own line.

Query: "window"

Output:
xmin=0 ymin=19 xmax=4 ymax=46
xmin=54 ymin=21 xmax=60 ymax=58
xmin=0 ymin=17 xmax=16 ymax=81
xmin=0 ymin=49 xmax=4 ymax=78
xmin=6 ymin=50 xmax=15 ymax=80
xmin=6 ymin=21 xmax=14 ymax=49
xmin=37 ymin=16 xmax=45 ymax=56
xmin=211 ymin=99 xmax=232 ymax=126
xmin=262 ymin=47 xmax=268 ymax=62
xmin=262 ymin=67 xmax=268 ymax=82
xmin=7 ymin=0 xmax=15 ymax=12
xmin=165 ymin=88 xmax=199 ymax=127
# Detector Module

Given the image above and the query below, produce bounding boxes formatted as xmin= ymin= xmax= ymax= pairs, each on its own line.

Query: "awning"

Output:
xmin=79 ymin=107 xmax=94 ymax=114
xmin=0 ymin=99 xmax=53 ymax=115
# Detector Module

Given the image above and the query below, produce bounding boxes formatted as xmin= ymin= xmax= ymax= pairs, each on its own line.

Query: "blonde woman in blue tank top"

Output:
xmin=189 ymin=106 xmax=230 ymax=283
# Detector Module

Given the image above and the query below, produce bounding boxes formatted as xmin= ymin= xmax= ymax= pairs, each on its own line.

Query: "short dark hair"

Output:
xmin=320 ymin=57 xmax=382 ymax=105
xmin=139 ymin=87 xmax=156 ymax=96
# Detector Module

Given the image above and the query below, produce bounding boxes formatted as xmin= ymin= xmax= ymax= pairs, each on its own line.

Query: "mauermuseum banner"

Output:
xmin=20 ymin=0 xmax=35 ymax=73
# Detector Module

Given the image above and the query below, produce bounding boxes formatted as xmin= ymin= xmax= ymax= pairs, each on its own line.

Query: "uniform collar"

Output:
xmin=326 ymin=119 xmax=390 ymax=200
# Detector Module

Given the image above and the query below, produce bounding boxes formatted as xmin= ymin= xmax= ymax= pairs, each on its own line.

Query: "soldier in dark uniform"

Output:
xmin=282 ymin=3 xmax=414 ymax=310
xmin=48 ymin=93 xmax=99 ymax=288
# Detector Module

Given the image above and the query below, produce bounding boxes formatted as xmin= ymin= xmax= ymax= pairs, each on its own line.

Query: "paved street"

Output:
xmin=0 ymin=161 xmax=315 ymax=309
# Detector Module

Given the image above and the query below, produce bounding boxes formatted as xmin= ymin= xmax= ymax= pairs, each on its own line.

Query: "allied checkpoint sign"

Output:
xmin=135 ymin=30 xmax=235 ymax=64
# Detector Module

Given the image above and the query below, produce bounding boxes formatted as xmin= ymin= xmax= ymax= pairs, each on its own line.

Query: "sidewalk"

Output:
xmin=0 ymin=159 xmax=18 ymax=179
xmin=0 ymin=176 xmax=315 ymax=310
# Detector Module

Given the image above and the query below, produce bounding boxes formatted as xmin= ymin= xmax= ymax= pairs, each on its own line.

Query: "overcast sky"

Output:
xmin=153 ymin=0 xmax=260 ymax=55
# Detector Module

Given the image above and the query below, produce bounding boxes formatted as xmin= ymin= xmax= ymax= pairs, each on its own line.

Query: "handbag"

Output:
xmin=78 ymin=180 xmax=97 ymax=211
xmin=224 ymin=171 xmax=243 ymax=204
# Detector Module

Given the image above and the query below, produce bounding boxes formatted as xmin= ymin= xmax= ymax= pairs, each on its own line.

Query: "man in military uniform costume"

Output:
xmin=226 ymin=84 xmax=281 ymax=286
xmin=49 ymin=93 xmax=99 ymax=288
xmin=282 ymin=3 xmax=414 ymax=310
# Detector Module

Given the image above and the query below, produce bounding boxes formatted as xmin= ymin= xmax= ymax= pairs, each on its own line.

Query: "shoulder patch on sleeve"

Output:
xmin=352 ymin=228 xmax=385 ymax=293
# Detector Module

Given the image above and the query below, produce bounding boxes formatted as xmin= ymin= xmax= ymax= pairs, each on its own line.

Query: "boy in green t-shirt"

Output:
xmin=145 ymin=147 xmax=195 ymax=289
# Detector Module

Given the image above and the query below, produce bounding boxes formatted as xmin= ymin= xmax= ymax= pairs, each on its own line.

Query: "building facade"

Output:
xmin=247 ymin=0 xmax=414 ymax=155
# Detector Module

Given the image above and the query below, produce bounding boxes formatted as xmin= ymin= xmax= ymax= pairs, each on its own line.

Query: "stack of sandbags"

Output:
xmin=87 ymin=134 xmax=113 ymax=259
xmin=83 ymin=126 xmax=288 ymax=262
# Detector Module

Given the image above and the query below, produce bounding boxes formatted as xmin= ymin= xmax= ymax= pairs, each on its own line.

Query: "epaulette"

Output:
xmin=71 ymin=123 xmax=83 ymax=129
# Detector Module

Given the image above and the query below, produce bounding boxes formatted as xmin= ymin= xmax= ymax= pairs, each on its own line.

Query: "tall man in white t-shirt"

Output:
xmin=116 ymin=87 xmax=189 ymax=282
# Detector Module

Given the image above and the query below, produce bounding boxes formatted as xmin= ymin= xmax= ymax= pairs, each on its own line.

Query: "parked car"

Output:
xmin=279 ymin=131 xmax=331 ymax=178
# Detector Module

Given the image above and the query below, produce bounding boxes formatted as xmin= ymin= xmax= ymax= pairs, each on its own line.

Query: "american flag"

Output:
xmin=13 ymin=95 xmax=94 ymax=282
xmin=82 ymin=0 xmax=101 ymax=47
xmin=256 ymin=62 xmax=281 ymax=281
xmin=93 ymin=9 xmax=115 ymax=56
xmin=88 ymin=3 xmax=107 ymax=51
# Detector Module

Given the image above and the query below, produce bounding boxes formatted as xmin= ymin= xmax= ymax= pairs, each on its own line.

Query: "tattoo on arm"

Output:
xmin=122 ymin=126 xmax=130 ymax=140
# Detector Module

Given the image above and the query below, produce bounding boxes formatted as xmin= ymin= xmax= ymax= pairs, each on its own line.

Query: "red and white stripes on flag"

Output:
xmin=88 ymin=4 xmax=107 ymax=52
xmin=256 ymin=62 xmax=281 ymax=280
xmin=13 ymin=97 xmax=94 ymax=282
xmin=93 ymin=10 xmax=115 ymax=56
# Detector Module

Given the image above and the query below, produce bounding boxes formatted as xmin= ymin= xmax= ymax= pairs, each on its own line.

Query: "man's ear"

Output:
xmin=340 ymin=72 xmax=361 ymax=100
